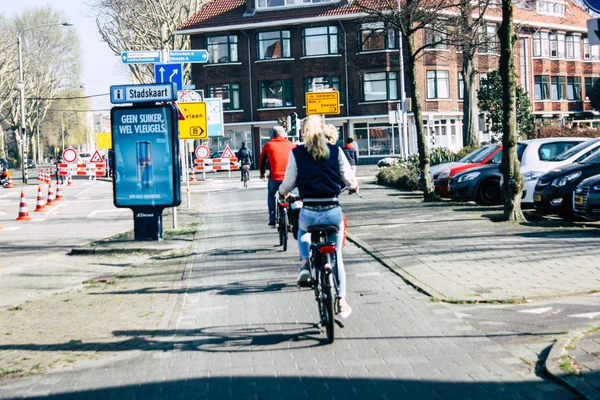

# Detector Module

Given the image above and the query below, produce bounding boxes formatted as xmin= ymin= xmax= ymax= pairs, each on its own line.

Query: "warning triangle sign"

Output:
xmin=221 ymin=145 xmax=236 ymax=158
xmin=90 ymin=150 xmax=104 ymax=163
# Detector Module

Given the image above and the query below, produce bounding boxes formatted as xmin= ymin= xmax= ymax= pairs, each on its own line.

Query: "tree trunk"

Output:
xmin=499 ymin=0 xmax=525 ymax=222
xmin=462 ymin=53 xmax=479 ymax=148
xmin=405 ymin=35 xmax=436 ymax=201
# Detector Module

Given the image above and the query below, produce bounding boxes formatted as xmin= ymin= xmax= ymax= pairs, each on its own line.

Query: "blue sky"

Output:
xmin=4 ymin=1 xmax=132 ymax=113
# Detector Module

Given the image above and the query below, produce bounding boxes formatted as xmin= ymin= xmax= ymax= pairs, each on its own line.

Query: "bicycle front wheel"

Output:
xmin=281 ymin=213 xmax=288 ymax=251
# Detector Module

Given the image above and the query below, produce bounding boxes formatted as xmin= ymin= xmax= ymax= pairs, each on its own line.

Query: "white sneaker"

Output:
xmin=296 ymin=262 xmax=310 ymax=285
xmin=338 ymin=298 xmax=352 ymax=318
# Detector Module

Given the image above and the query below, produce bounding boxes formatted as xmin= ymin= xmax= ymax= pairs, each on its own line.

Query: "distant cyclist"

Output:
xmin=236 ymin=141 xmax=253 ymax=181
xmin=278 ymin=115 xmax=358 ymax=317
xmin=259 ymin=126 xmax=296 ymax=226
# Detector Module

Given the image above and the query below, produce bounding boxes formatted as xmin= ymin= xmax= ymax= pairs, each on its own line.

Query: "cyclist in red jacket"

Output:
xmin=259 ymin=126 xmax=296 ymax=226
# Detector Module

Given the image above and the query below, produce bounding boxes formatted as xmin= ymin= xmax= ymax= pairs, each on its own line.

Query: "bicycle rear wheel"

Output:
xmin=322 ymin=265 xmax=335 ymax=344
xmin=281 ymin=213 xmax=288 ymax=251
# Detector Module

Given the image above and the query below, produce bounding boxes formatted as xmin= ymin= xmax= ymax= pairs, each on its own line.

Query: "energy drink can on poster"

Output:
xmin=136 ymin=141 xmax=153 ymax=188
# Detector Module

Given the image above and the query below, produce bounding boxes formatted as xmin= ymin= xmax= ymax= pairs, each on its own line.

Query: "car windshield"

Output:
xmin=579 ymin=147 xmax=600 ymax=164
xmin=470 ymin=145 xmax=499 ymax=163
xmin=458 ymin=146 xmax=490 ymax=163
xmin=549 ymin=139 xmax=599 ymax=161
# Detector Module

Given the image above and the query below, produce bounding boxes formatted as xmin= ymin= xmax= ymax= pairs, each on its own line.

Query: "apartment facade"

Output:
xmin=175 ymin=0 xmax=599 ymax=162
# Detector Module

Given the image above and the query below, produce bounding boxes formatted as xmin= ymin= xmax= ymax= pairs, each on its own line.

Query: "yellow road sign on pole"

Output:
xmin=305 ymin=91 xmax=340 ymax=115
xmin=178 ymin=102 xmax=208 ymax=139
xmin=97 ymin=132 xmax=112 ymax=149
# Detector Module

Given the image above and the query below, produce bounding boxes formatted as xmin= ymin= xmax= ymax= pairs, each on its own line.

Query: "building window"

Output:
xmin=566 ymin=35 xmax=581 ymax=59
xmin=479 ymin=73 xmax=491 ymax=98
xmin=425 ymin=26 xmax=447 ymax=50
xmin=206 ymin=35 xmax=238 ymax=64
xmin=256 ymin=0 xmax=339 ymax=9
xmin=550 ymin=33 xmax=565 ymax=58
xmin=567 ymin=77 xmax=581 ymax=100
xmin=207 ymin=83 xmax=241 ymax=110
xmin=519 ymin=37 xmax=530 ymax=93
xmin=354 ymin=122 xmax=399 ymax=156
xmin=585 ymin=77 xmax=600 ymax=100
xmin=303 ymin=26 xmax=338 ymax=56
xmin=259 ymin=79 xmax=294 ymax=108
xmin=537 ymin=0 xmax=565 ymax=16
xmin=551 ymin=76 xmax=567 ymax=100
xmin=534 ymin=75 xmax=550 ymax=100
xmin=533 ymin=32 xmax=550 ymax=57
xmin=584 ymin=38 xmax=590 ymax=60
xmin=360 ymin=72 xmax=398 ymax=101
xmin=257 ymin=31 xmax=291 ymax=60
xmin=426 ymin=70 xmax=450 ymax=99
xmin=360 ymin=22 xmax=396 ymax=51
xmin=478 ymin=24 xmax=498 ymax=54
xmin=304 ymin=76 xmax=340 ymax=93
xmin=458 ymin=73 xmax=464 ymax=100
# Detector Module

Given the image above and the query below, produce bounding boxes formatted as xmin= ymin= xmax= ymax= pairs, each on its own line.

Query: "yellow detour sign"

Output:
xmin=178 ymin=102 xmax=208 ymax=139
xmin=306 ymin=91 xmax=340 ymax=115
xmin=97 ymin=132 xmax=112 ymax=149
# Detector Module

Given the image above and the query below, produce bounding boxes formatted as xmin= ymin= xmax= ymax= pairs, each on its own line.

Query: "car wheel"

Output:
xmin=475 ymin=179 xmax=502 ymax=206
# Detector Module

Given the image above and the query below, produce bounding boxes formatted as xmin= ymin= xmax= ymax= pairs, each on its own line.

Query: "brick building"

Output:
xmin=175 ymin=0 xmax=600 ymax=163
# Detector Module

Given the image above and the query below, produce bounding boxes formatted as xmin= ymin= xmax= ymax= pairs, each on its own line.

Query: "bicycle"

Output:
xmin=306 ymin=223 xmax=340 ymax=344
xmin=241 ymin=164 xmax=250 ymax=188
xmin=276 ymin=194 xmax=290 ymax=251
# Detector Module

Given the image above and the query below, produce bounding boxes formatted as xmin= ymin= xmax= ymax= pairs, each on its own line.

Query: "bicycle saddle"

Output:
xmin=307 ymin=224 xmax=339 ymax=233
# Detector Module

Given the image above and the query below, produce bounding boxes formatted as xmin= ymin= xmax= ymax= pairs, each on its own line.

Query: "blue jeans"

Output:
xmin=267 ymin=179 xmax=282 ymax=223
xmin=298 ymin=206 xmax=347 ymax=298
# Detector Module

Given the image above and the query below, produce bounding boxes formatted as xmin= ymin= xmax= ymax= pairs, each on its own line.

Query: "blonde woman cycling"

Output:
xmin=278 ymin=115 xmax=358 ymax=317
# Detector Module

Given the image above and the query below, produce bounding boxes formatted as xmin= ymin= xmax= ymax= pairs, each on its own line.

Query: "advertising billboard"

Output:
xmin=111 ymin=103 xmax=181 ymax=208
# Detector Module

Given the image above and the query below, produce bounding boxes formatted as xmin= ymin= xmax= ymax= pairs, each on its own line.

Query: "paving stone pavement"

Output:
xmin=0 ymin=174 xmax=581 ymax=399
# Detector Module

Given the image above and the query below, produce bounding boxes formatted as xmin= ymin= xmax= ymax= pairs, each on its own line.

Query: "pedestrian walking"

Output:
xmin=342 ymin=137 xmax=358 ymax=172
xmin=259 ymin=126 xmax=296 ymax=226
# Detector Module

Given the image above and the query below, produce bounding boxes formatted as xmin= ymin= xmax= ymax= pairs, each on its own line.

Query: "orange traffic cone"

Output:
xmin=34 ymin=186 xmax=46 ymax=212
xmin=190 ymin=168 xmax=197 ymax=182
xmin=55 ymin=183 xmax=64 ymax=201
xmin=16 ymin=191 xmax=32 ymax=220
xmin=5 ymin=175 xmax=14 ymax=188
xmin=38 ymin=170 xmax=44 ymax=183
xmin=46 ymin=181 xmax=56 ymax=206
xmin=67 ymin=172 xmax=73 ymax=186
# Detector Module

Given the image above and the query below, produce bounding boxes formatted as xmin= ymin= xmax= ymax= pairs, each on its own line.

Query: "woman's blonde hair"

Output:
xmin=323 ymin=124 xmax=338 ymax=145
xmin=303 ymin=115 xmax=330 ymax=160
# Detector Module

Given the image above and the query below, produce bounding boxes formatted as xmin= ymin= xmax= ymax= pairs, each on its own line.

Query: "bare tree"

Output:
xmin=0 ymin=7 xmax=81 ymax=167
xmin=498 ymin=0 xmax=525 ymax=222
xmin=356 ymin=0 xmax=457 ymax=201
xmin=91 ymin=0 xmax=205 ymax=84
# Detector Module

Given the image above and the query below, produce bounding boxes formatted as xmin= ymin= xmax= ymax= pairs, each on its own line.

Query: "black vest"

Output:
xmin=293 ymin=144 xmax=342 ymax=199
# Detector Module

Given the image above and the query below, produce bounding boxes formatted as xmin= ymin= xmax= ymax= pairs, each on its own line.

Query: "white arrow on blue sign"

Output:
xmin=169 ymin=50 xmax=209 ymax=63
xmin=587 ymin=18 xmax=600 ymax=46
xmin=121 ymin=50 xmax=161 ymax=64
xmin=154 ymin=63 xmax=183 ymax=91
xmin=584 ymin=0 xmax=600 ymax=13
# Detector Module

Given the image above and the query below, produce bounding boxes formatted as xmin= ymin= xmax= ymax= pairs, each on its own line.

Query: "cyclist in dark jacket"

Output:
xmin=236 ymin=141 xmax=253 ymax=180
xmin=278 ymin=115 xmax=358 ymax=318
xmin=342 ymin=138 xmax=358 ymax=172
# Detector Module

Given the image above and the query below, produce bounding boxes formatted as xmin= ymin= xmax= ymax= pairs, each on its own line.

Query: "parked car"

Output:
xmin=434 ymin=144 xmax=503 ymax=197
xmin=572 ymin=174 xmax=600 ymax=220
xmin=27 ymin=159 xmax=36 ymax=169
xmin=0 ymin=158 xmax=8 ymax=170
xmin=449 ymin=137 xmax=587 ymax=206
xmin=533 ymin=149 xmax=600 ymax=218
xmin=429 ymin=145 xmax=496 ymax=178
xmin=78 ymin=152 xmax=92 ymax=163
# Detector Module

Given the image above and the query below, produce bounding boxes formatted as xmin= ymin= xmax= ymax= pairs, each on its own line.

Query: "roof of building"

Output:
xmin=177 ymin=0 xmax=591 ymax=34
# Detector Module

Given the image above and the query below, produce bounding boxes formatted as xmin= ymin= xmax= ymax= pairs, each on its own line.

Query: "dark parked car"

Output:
xmin=27 ymin=159 xmax=36 ymax=169
xmin=533 ymin=151 xmax=600 ymax=218
xmin=573 ymin=174 xmax=600 ymax=220
xmin=448 ymin=164 xmax=503 ymax=205
xmin=0 ymin=158 xmax=8 ymax=170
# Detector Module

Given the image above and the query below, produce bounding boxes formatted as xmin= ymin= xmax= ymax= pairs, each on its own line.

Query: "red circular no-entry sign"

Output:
xmin=62 ymin=147 xmax=78 ymax=163
xmin=195 ymin=145 xmax=210 ymax=159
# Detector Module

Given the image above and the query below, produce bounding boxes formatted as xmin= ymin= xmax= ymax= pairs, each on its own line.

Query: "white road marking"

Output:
xmin=0 ymin=227 xmax=20 ymax=231
xmin=518 ymin=307 xmax=554 ymax=314
xmin=0 ymin=211 xmax=5 ymax=215
xmin=86 ymin=209 xmax=129 ymax=218
xmin=568 ymin=312 xmax=600 ymax=319
xmin=454 ymin=312 xmax=472 ymax=318
xmin=355 ymin=272 xmax=381 ymax=277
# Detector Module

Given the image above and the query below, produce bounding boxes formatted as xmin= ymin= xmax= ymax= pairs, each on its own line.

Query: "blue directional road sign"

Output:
xmin=169 ymin=50 xmax=209 ymax=63
xmin=154 ymin=63 xmax=183 ymax=91
xmin=121 ymin=50 xmax=161 ymax=64
xmin=584 ymin=0 xmax=600 ymax=13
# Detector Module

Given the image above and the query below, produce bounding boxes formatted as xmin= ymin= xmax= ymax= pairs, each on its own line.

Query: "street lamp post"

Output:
xmin=17 ymin=22 xmax=73 ymax=183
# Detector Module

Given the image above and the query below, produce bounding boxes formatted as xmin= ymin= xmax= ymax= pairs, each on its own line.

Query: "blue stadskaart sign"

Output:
xmin=110 ymin=103 xmax=181 ymax=208
xmin=110 ymin=83 xmax=177 ymax=104
xmin=584 ymin=0 xmax=600 ymax=13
